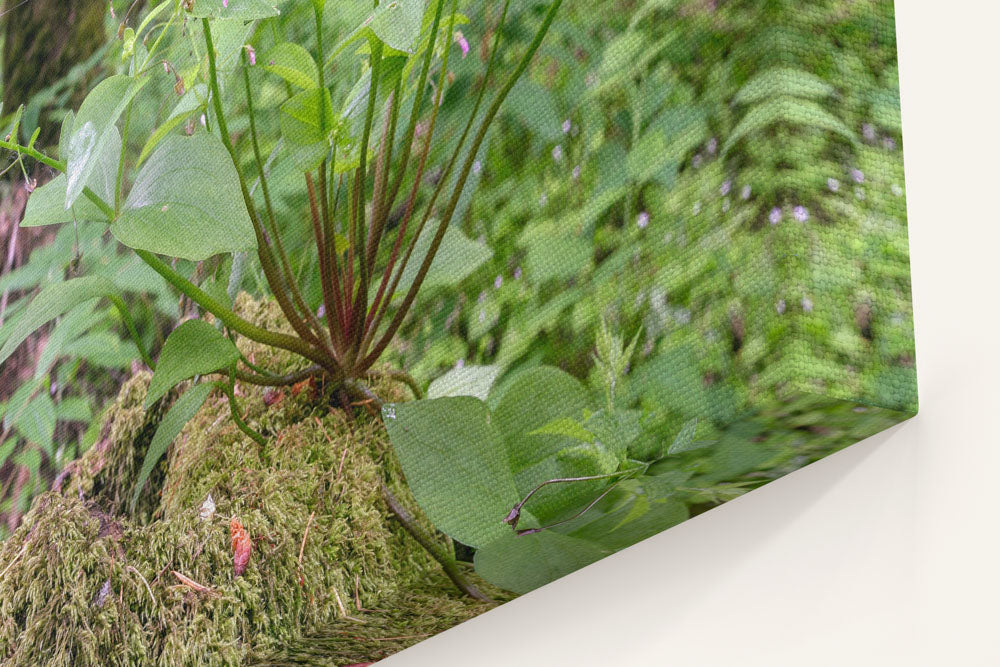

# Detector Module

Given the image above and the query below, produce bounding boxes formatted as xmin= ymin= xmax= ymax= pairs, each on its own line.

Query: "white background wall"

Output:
xmin=385 ymin=2 xmax=1000 ymax=665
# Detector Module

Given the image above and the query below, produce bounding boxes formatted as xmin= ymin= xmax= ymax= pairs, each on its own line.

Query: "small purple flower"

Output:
xmin=552 ymin=145 xmax=563 ymax=162
xmin=572 ymin=165 xmax=581 ymax=181
xmin=720 ymin=179 xmax=732 ymax=196
xmin=883 ymin=137 xmax=896 ymax=151
xmin=454 ymin=31 xmax=469 ymax=58
xmin=707 ymin=137 xmax=718 ymax=155
xmin=692 ymin=154 xmax=703 ymax=168
xmin=316 ymin=304 xmax=325 ymax=318
xmin=456 ymin=358 xmax=465 ymax=369
xmin=245 ymin=45 xmax=256 ymax=66
xmin=827 ymin=177 xmax=840 ymax=192
xmin=472 ymin=160 xmax=482 ymax=175
xmin=793 ymin=205 xmax=809 ymax=222
xmin=494 ymin=274 xmax=503 ymax=290
xmin=637 ymin=211 xmax=650 ymax=229
xmin=862 ymin=123 xmax=876 ymax=141
xmin=801 ymin=297 xmax=814 ymax=313
xmin=514 ymin=266 xmax=522 ymax=280
xmin=776 ymin=299 xmax=786 ymax=315
xmin=769 ymin=207 xmax=782 ymax=225
xmin=851 ymin=168 xmax=865 ymax=184
xmin=223 ymin=0 xmax=229 ymax=6
xmin=562 ymin=119 xmax=572 ymax=134
xmin=741 ymin=184 xmax=752 ymax=200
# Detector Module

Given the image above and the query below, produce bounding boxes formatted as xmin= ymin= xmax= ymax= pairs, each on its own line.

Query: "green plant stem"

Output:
xmin=241 ymin=49 xmax=322 ymax=343
xmin=384 ymin=0 xmax=447 ymax=212
xmin=366 ymin=368 xmax=423 ymax=399
xmin=381 ymin=481 xmax=491 ymax=602
xmin=106 ymin=293 xmax=156 ymax=370
xmin=222 ymin=368 xmax=267 ymax=446
xmin=203 ymin=19 xmax=329 ymax=356
xmin=363 ymin=0 xmax=563 ymax=370
xmin=115 ymin=98 xmax=134 ymax=214
xmin=231 ymin=364 xmax=322 ymax=387
xmin=135 ymin=248 xmax=336 ymax=375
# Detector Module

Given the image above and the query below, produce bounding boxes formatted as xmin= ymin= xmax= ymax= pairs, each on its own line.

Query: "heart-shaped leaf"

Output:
xmin=383 ymin=396 xmax=525 ymax=548
xmin=263 ymin=42 xmax=320 ymax=90
xmin=65 ymin=75 xmax=147 ymax=209
xmin=145 ymin=320 xmax=240 ymax=408
xmin=185 ymin=0 xmax=280 ymax=20
xmin=114 ymin=132 xmax=257 ymax=261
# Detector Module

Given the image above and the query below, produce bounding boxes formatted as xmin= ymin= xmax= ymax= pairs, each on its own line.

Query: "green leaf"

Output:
xmin=263 ymin=42 xmax=320 ymax=90
xmin=723 ymin=97 xmax=857 ymax=155
xmin=473 ymin=531 xmax=609 ymax=594
xmin=383 ymin=397 xmax=525 ymax=548
xmin=328 ymin=0 xmax=424 ymax=61
xmin=132 ymin=382 xmax=215 ymax=508
xmin=113 ymin=133 xmax=257 ymax=261
xmin=59 ymin=110 xmax=74 ymax=162
xmin=186 ymin=0 xmax=280 ymax=20
xmin=393 ymin=220 xmax=493 ymax=296
xmin=137 ymin=84 xmax=208 ymax=167
xmin=55 ymin=396 xmax=92 ymax=423
xmin=667 ymin=417 xmax=702 ymax=455
xmin=12 ymin=393 xmax=56 ymax=455
xmin=733 ymin=67 xmax=835 ymax=106
xmin=529 ymin=417 xmax=595 ymax=444
xmin=427 ymin=365 xmax=499 ymax=401
xmin=22 ymin=127 xmax=120 ymax=227
xmin=145 ymin=319 xmax=240 ymax=408
xmin=0 ymin=276 xmax=116 ymax=367
xmin=65 ymin=75 xmax=147 ymax=209
xmin=280 ymin=87 xmax=334 ymax=146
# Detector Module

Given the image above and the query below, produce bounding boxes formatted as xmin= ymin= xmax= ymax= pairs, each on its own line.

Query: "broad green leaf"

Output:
xmin=493 ymin=366 xmax=590 ymax=474
xmin=723 ymin=97 xmax=857 ymax=155
xmin=55 ymin=396 xmax=92 ymax=423
xmin=280 ymin=87 xmax=334 ymax=146
xmin=145 ymin=320 xmax=240 ymax=408
xmin=22 ymin=127 xmax=120 ymax=227
xmin=65 ymin=75 xmax=147 ymax=209
xmin=186 ymin=0 xmax=280 ymax=19
xmin=529 ymin=417 xmax=594 ymax=444
xmin=584 ymin=409 xmax=641 ymax=461
xmin=58 ymin=110 xmax=74 ymax=162
xmin=0 ymin=276 xmax=116 ymax=367
xmin=383 ymin=397 xmax=525 ymax=548
xmin=427 ymin=365 xmax=499 ymax=401
xmin=667 ymin=417 xmax=702 ymax=455
xmin=263 ymin=42 xmax=320 ymax=90
xmin=393 ymin=221 xmax=493 ymax=297
xmin=12 ymin=393 xmax=56 ymax=455
xmin=132 ymin=382 xmax=215 ymax=508
xmin=568 ymin=485 xmax=688 ymax=552
xmin=137 ymin=84 xmax=208 ymax=167
xmin=328 ymin=0 xmax=424 ymax=61
xmin=473 ymin=531 xmax=609 ymax=594
xmin=114 ymin=133 xmax=257 ymax=260
xmin=733 ymin=67 xmax=835 ymax=106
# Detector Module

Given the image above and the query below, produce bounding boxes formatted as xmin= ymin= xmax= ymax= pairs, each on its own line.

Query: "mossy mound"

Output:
xmin=0 ymin=297 xmax=499 ymax=665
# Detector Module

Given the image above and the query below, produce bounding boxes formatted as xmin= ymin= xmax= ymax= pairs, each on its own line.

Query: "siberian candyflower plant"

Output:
xmin=0 ymin=0 xmax=563 ymax=598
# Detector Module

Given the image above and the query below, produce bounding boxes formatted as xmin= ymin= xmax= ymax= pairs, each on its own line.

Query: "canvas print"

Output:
xmin=0 ymin=0 xmax=915 ymax=664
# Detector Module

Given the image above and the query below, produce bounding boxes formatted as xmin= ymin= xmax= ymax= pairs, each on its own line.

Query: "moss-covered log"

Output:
xmin=0 ymin=296 xmax=502 ymax=666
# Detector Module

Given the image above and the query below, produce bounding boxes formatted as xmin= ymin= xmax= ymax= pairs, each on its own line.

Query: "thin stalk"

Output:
xmin=382 ymin=481 xmax=491 ymax=602
xmin=223 ymin=367 xmax=267 ymax=446
xmin=359 ymin=0 xmax=459 ymax=352
xmin=385 ymin=0 xmax=447 ymax=213
xmin=366 ymin=81 xmax=401 ymax=272
xmin=107 ymin=293 xmax=156 ymax=370
xmin=115 ymin=98 xmax=134 ymax=214
xmin=242 ymin=49 xmax=323 ymax=343
xmin=363 ymin=0 xmax=563 ymax=370
xmin=366 ymin=368 xmax=423 ymax=399
xmin=203 ymin=19 xmax=326 ymax=354
xmin=306 ymin=171 xmax=341 ymax=354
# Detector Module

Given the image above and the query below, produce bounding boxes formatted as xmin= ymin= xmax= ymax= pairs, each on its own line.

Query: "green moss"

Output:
xmin=0 ymin=297 xmax=499 ymax=666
